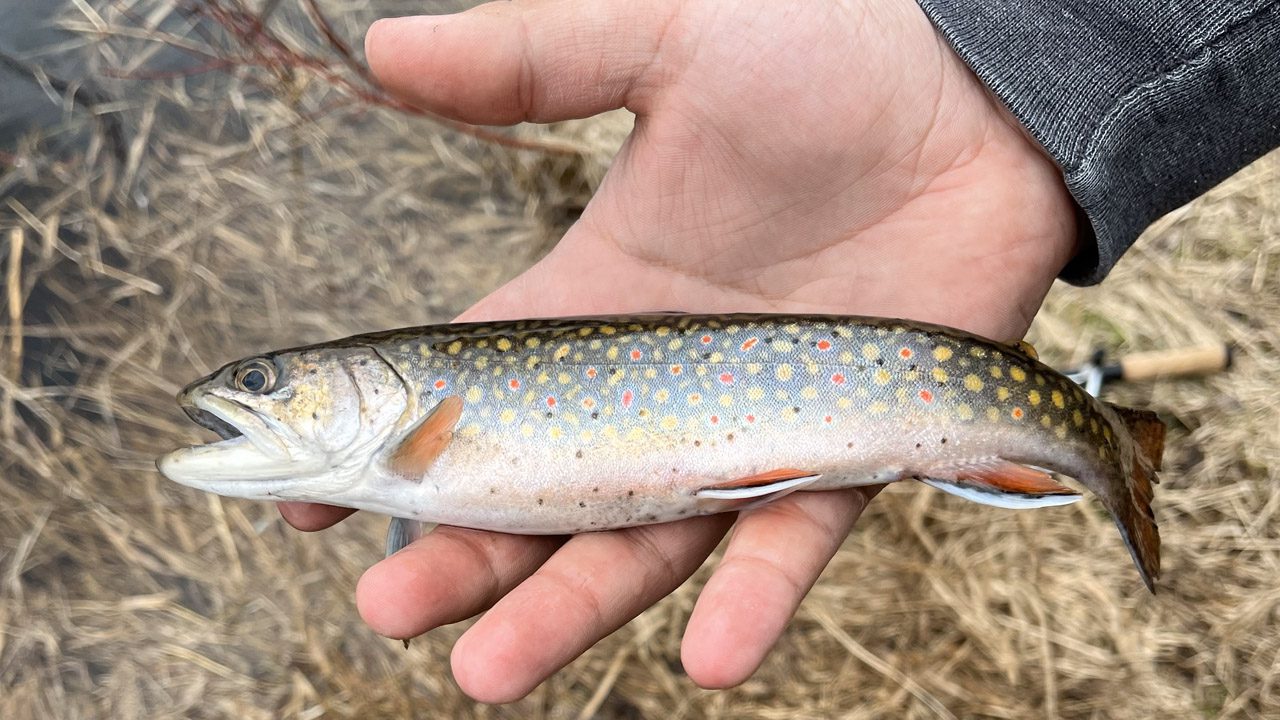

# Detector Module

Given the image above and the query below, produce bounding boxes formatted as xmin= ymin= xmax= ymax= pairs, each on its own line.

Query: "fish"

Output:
xmin=156 ymin=314 xmax=1165 ymax=591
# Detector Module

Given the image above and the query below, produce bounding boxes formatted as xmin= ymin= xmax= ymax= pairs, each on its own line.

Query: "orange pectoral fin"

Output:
xmin=388 ymin=395 xmax=463 ymax=479
xmin=695 ymin=469 xmax=822 ymax=512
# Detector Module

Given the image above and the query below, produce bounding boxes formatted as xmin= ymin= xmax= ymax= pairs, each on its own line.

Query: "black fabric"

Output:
xmin=915 ymin=0 xmax=1280 ymax=284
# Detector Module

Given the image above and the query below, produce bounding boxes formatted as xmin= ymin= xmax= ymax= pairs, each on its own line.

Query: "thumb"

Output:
xmin=364 ymin=0 xmax=681 ymax=125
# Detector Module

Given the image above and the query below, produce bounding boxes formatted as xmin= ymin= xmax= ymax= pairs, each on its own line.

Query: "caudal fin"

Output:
xmin=1108 ymin=406 xmax=1166 ymax=593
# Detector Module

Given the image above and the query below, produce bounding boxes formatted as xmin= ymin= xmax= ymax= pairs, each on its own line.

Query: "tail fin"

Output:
xmin=1107 ymin=405 xmax=1166 ymax=593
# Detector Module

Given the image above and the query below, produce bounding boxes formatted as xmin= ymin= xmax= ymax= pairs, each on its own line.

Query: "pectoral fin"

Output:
xmin=387 ymin=395 xmax=463 ymax=479
xmin=696 ymin=469 xmax=822 ymax=512
xmin=921 ymin=458 xmax=1081 ymax=509
xmin=385 ymin=516 xmax=427 ymax=558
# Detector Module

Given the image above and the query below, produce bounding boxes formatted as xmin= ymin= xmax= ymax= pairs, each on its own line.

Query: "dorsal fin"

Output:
xmin=387 ymin=396 xmax=463 ymax=479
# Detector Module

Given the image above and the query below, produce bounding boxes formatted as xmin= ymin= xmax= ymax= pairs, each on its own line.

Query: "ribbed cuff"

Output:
xmin=915 ymin=0 xmax=1280 ymax=284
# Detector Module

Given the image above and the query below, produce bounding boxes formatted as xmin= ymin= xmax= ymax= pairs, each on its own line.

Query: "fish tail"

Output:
xmin=1107 ymin=405 xmax=1166 ymax=593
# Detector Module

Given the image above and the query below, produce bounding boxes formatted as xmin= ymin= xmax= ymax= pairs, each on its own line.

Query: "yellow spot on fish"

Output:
xmin=580 ymin=430 xmax=594 ymax=442
xmin=1028 ymin=390 xmax=1041 ymax=406
xmin=660 ymin=416 xmax=679 ymax=431
xmin=839 ymin=350 xmax=854 ymax=364
xmin=990 ymin=366 xmax=1004 ymax=379
xmin=874 ymin=368 xmax=892 ymax=386
xmin=476 ymin=339 xmax=489 ymax=349
xmin=746 ymin=362 xmax=763 ymax=375
xmin=1103 ymin=425 xmax=1112 ymax=440
xmin=776 ymin=364 xmax=794 ymax=382
xmin=747 ymin=387 xmax=764 ymax=401
xmin=801 ymin=386 xmax=818 ymax=400
xmin=589 ymin=339 xmax=603 ymax=350
xmin=1090 ymin=418 xmax=1100 ymax=434
xmin=1051 ymin=390 xmax=1065 ymax=408
xmin=475 ymin=356 xmax=490 ymax=370
xmin=688 ymin=393 xmax=702 ymax=405
xmin=1072 ymin=409 xmax=1084 ymax=427
xmin=465 ymin=386 xmax=483 ymax=403
xmin=578 ymin=327 xmax=594 ymax=337
xmin=986 ymin=406 xmax=1000 ymax=422
xmin=668 ymin=339 xmax=682 ymax=351
xmin=862 ymin=344 xmax=880 ymax=361
xmin=1010 ymin=367 xmax=1027 ymax=382
xmin=720 ymin=394 xmax=733 ymax=407
xmin=549 ymin=426 xmax=563 ymax=440
xmin=525 ymin=356 xmax=539 ymax=370
xmin=608 ymin=370 xmax=625 ymax=386
xmin=600 ymin=326 xmax=617 ymax=335
xmin=536 ymin=371 xmax=550 ymax=385
xmin=956 ymin=403 xmax=974 ymax=420
xmin=772 ymin=339 xmax=790 ymax=352
xmin=933 ymin=346 xmax=953 ymax=362
xmin=557 ymin=372 xmax=571 ymax=385
xmin=997 ymin=387 xmax=1011 ymax=401
xmin=869 ymin=401 xmax=889 ymax=414
xmin=932 ymin=367 xmax=949 ymax=383
xmin=654 ymin=388 xmax=670 ymax=403
xmin=837 ymin=397 xmax=853 ymax=409
xmin=520 ymin=423 xmax=534 ymax=438
xmin=553 ymin=344 xmax=571 ymax=361
xmin=626 ymin=427 xmax=645 ymax=442
xmin=655 ymin=326 xmax=670 ymax=337
xmin=525 ymin=337 xmax=541 ymax=349
xmin=708 ymin=351 xmax=724 ymax=363
xmin=1056 ymin=424 xmax=1068 ymax=439
xmin=964 ymin=374 xmax=984 ymax=392
xmin=969 ymin=346 xmax=987 ymax=358
xmin=606 ymin=346 xmax=619 ymax=361
xmin=601 ymin=425 xmax=618 ymax=439
xmin=1041 ymin=415 xmax=1052 ymax=428
xmin=447 ymin=340 xmax=463 ymax=355
xmin=644 ymin=368 xmax=658 ymax=380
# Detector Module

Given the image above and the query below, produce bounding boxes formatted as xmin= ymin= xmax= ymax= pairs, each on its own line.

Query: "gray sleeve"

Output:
xmin=914 ymin=1 xmax=1280 ymax=284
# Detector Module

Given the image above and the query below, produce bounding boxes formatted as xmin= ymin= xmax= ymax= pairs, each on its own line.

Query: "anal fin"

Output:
xmin=921 ymin=458 xmax=1081 ymax=510
xmin=696 ymin=469 xmax=822 ymax=512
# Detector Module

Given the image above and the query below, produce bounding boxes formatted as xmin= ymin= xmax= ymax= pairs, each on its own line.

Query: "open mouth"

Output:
xmin=183 ymin=404 xmax=243 ymax=441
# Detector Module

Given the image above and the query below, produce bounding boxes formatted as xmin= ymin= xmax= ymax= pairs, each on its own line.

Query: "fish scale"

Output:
xmin=157 ymin=314 xmax=1166 ymax=591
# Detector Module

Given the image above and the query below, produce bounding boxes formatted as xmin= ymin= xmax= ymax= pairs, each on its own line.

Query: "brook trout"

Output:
xmin=157 ymin=315 xmax=1165 ymax=590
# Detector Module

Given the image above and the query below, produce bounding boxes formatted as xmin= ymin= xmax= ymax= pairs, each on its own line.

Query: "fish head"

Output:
xmin=157 ymin=346 xmax=409 ymax=502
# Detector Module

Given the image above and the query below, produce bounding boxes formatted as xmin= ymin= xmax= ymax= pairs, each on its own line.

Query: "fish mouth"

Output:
xmin=157 ymin=392 xmax=323 ymax=499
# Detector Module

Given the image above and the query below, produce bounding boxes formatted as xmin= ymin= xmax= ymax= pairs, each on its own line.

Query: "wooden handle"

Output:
xmin=1119 ymin=344 xmax=1232 ymax=382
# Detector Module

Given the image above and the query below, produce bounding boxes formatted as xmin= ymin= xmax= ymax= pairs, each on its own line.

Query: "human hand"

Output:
xmin=281 ymin=0 xmax=1078 ymax=702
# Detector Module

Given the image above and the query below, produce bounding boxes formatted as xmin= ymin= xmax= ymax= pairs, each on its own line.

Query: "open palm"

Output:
xmin=281 ymin=0 xmax=1078 ymax=702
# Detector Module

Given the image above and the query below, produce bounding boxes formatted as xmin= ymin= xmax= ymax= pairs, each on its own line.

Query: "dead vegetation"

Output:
xmin=1 ymin=1 xmax=1278 ymax=718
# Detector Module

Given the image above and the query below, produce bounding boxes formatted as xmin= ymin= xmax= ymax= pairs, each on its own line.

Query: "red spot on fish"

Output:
xmin=670 ymin=364 xmax=683 ymax=375
xmin=585 ymin=367 xmax=597 ymax=379
xmin=622 ymin=390 xmax=634 ymax=409
xmin=824 ymin=415 xmax=833 ymax=423
xmin=740 ymin=337 xmax=759 ymax=351
xmin=816 ymin=339 xmax=832 ymax=351
xmin=630 ymin=349 xmax=642 ymax=361
xmin=433 ymin=379 xmax=447 ymax=390
xmin=919 ymin=389 xmax=934 ymax=403
xmin=509 ymin=378 xmax=520 ymax=390
xmin=582 ymin=398 xmax=595 ymax=409
xmin=701 ymin=335 xmax=713 ymax=345
xmin=1012 ymin=407 xmax=1025 ymax=420
xmin=746 ymin=414 xmax=756 ymax=423
xmin=831 ymin=372 xmax=846 ymax=385
xmin=710 ymin=415 xmax=720 ymax=425
xmin=900 ymin=348 xmax=914 ymax=359
xmin=546 ymin=396 xmax=557 ymax=408
xmin=719 ymin=372 xmax=735 ymax=385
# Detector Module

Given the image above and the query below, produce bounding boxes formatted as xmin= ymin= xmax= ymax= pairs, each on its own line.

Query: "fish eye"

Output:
xmin=232 ymin=359 xmax=276 ymax=394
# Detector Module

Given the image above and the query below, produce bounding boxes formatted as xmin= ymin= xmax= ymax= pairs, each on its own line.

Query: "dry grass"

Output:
xmin=2 ymin=2 xmax=1278 ymax=718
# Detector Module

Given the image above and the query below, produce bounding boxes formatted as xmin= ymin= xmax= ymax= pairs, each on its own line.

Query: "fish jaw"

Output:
xmin=157 ymin=392 xmax=329 ymax=499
